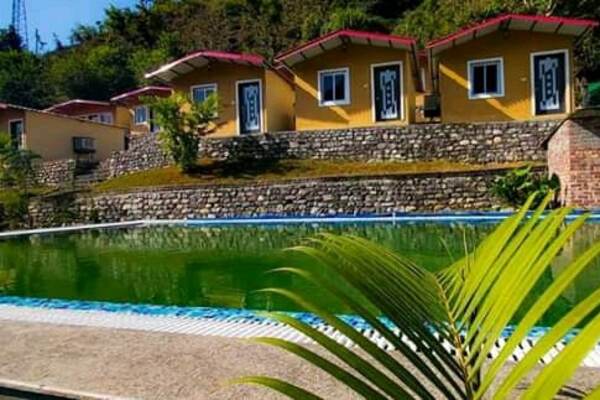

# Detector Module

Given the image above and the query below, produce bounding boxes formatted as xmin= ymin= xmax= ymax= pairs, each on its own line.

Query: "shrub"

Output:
xmin=145 ymin=93 xmax=217 ymax=173
xmin=492 ymin=165 xmax=560 ymax=208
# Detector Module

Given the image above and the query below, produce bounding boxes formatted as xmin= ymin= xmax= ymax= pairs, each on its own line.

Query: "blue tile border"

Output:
xmin=0 ymin=295 xmax=572 ymax=342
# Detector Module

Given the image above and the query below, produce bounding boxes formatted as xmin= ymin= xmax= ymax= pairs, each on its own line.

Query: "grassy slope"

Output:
xmin=94 ymin=159 xmax=541 ymax=193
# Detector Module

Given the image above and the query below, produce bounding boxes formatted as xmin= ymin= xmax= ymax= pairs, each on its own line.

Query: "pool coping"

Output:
xmin=0 ymin=296 xmax=599 ymax=369
xmin=0 ymin=377 xmax=134 ymax=400
xmin=2 ymin=210 xmax=600 ymax=239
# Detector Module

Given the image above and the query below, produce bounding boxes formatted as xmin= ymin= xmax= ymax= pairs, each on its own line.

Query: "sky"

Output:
xmin=0 ymin=0 xmax=137 ymax=51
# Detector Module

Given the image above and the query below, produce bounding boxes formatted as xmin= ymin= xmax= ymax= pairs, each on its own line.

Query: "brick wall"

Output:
xmin=547 ymin=109 xmax=600 ymax=208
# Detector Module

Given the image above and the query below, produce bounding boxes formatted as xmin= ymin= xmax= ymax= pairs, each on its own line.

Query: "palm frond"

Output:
xmin=236 ymin=194 xmax=600 ymax=399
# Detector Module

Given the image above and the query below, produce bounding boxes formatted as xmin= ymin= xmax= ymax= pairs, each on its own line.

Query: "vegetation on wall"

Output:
xmin=0 ymin=0 xmax=599 ymax=109
xmin=491 ymin=165 xmax=560 ymax=208
xmin=0 ymin=133 xmax=41 ymax=229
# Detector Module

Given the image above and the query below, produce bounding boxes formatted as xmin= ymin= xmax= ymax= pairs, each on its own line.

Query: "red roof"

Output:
xmin=45 ymin=99 xmax=113 ymax=116
xmin=275 ymin=29 xmax=417 ymax=67
xmin=145 ymin=50 xmax=266 ymax=82
xmin=111 ymin=86 xmax=173 ymax=105
xmin=427 ymin=14 xmax=598 ymax=55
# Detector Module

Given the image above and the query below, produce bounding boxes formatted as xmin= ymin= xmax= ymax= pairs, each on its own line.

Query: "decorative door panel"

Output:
xmin=533 ymin=52 xmax=567 ymax=115
xmin=238 ymin=81 xmax=261 ymax=134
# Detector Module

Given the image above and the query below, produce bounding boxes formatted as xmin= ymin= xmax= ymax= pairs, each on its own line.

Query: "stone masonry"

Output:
xmin=27 ymin=168 xmax=528 ymax=228
xmin=546 ymin=109 xmax=600 ymax=208
xmin=99 ymin=121 xmax=557 ymax=179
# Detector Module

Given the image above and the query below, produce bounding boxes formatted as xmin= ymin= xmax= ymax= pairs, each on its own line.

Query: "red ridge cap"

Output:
xmin=427 ymin=14 xmax=599 ymax=50
xmin=275 ymin=29 xmax=417 ymax=63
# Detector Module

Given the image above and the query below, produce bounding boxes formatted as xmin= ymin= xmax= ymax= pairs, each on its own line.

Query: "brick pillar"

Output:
xmin=546 ymin=109 xmax=600 ymax=209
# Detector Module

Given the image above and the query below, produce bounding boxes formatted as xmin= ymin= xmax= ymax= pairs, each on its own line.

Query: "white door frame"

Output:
xmin=8 ymin=118 xmax=24 ymax=148
xmin=370 ymin=61 xmax=404 ymax=123
xmin=530 ymin=49 xmax=571 ymax=117
xmin=235 ymin=79 xmax=264 ymax=135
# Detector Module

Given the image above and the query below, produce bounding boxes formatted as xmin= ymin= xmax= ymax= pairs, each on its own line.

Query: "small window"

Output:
xmin=8 ymin=119 xmax=23 ymax=149
xmin=192 ymin=84 xmax=217 ymax=104
xmin=99 ymin=113 xmax=113 ymax=124
xmin=318 ymin=68 xmax=350 ymax=106
xmin=468 ymin=58 xmax=504 ymax=99
xmin=134 ymin=106 xmax=148 ymax=125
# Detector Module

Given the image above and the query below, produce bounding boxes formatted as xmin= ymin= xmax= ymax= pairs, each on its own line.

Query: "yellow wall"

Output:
xmin=113 ymin=105 xmax=132 ymax=128
xmin=171 ymin=64 xmax=266 ymax=137
xmin=24 ymin=111 xmax=126 ymax=161
xmin=438 ymin=30 xmax=574 ymax=123
xmin=265 ymin=70 xmax=295 ymax=132
xmin=291 ymin=44 xmax=416 ymax=131
xmin=0 ymin=109 xmax=25 ymax=139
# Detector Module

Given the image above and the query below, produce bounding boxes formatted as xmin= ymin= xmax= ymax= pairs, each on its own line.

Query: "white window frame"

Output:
xmin=235 ymin=79 xmax=264 ymax=136
xmin=191 ymin=83 xmax=218 ymax=116
xmin=467 ymin=57 xmax=505 ymax=100
xmin=370 ymin=61 xmax=404 ymax=123
xmin=8 ymin=119 xmax=24 ymax=149
xmin=530 ymin=48 xmax=571 ymax=117
xmin=318 ymin=67 xmax=350 ymax=107
xmin=133 ymin=105 xmax=149 ymax=125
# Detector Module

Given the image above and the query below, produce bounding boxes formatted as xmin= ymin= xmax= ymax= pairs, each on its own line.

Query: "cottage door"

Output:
xmin=532 ymin=51 xmax=567 ymax=115
xmin=373 ymin=64 xmax=402 ymax=122
xmin=238 ymin=81 xmax=262 ymax=134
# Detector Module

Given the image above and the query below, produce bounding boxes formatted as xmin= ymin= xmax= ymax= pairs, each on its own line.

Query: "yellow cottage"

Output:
xmin=275 ymin=29 xmax=422 ymax=131
xmin=110 ymin=86 xmax=173 ymax=136
xmin=426 ymin=14 xmax=598 ymax=123
xmin=45 ymin=99 xmax=131 ymax=127
xmin=0 ymin=103 xmax=126 ymax=161
xmin=145 ymin=51 xmax=294 ymax=136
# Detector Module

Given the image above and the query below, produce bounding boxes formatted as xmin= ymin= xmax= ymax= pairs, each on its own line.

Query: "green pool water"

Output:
xmin=0 ymin=221 xmax=599 ymax=326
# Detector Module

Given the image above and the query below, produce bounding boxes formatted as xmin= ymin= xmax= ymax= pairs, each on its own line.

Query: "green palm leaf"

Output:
xmin=235 ymin=194 xmax=600 ymax=399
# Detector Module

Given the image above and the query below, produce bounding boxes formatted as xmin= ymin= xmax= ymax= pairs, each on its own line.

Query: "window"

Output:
xmin=318 ymin=68 xmax=350 ymax=106
xmin=8 ymin=119 xmax=23 ymax=149
xmin=84 ymin=113 xmax=113 ymax=124
xmin=134 ymin=106 xmax=148 ymax=125
xmin=467 ymin=58 xmax=504 ymax=99
xmin=192 ymin=84 xmax=217 ymax=104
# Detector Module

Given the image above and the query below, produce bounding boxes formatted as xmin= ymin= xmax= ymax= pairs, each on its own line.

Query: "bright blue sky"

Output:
xmin=1 ymin=0 xmax=136 ymax=50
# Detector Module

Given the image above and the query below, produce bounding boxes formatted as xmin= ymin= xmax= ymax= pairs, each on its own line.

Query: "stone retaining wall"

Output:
xmin=27 ymin=168 xmax=524 ymax=228
xmin=98 ymin=121 xmax=556 ymax=179
xmin=33 ymin=159 xmax=76 ymax=187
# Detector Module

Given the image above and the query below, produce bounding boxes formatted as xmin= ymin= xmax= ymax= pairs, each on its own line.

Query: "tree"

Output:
xmin=324 ymin=7 xmax=390 ymax=33
xmin=0 ymin=51 xmax=53 ymax=108
xmin=146 ymin=93 xmax=217 ymax=173
xmin=0 ymin=133 xmax=40 ymax=191
xmin=236 ymin=193 xmax=600 ymax=399
xmin=0 ymin=26 xmax=23 ymax=52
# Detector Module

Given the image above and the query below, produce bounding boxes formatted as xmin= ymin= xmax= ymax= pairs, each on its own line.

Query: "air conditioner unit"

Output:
xmin=73 ymin=137 xmax=96 ymax=154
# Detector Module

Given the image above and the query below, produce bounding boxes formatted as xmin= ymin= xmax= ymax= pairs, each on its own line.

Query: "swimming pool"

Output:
xmin=1 ymin=217 xmax=599 ymax=328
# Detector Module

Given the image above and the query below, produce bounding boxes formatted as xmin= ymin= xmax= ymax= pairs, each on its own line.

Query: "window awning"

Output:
xmin=427 ymin=14 xmax=599 ymax=56
xmin=111 ymin=86 xmax=173 ymax=105
xmin=44 ymin=100 xmax=113 ymax=116
xmin=144 ymin=51 xmax=266 ymax=82
xmin=275 ymin=29 xmax=417 ymax=68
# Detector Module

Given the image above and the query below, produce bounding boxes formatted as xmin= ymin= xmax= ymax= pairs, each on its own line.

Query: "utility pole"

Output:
xmin=34 ymin=29 xmax=46 ymax=54
xmin=11 ymin=0 xmax=29 ymax=49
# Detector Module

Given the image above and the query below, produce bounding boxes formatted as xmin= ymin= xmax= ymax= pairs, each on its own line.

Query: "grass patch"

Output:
xmin=94 ymin=159 xmax=542 ymax=193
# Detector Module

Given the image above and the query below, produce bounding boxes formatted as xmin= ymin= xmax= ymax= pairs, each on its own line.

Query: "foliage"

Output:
xmin=0 ymin=133 xmax=40 ymax=190
xmin=1 ymin=0 xmax=599 ymax=107
xmin=492 ymin=165 xmax=560 ymax=208
xmin=0 ymin=50 xmax=53 ymax=108
xmin=236 ymin=193 xmax=600 ymax=399
xmin=146 ymin=93 xmax=217 ymax=173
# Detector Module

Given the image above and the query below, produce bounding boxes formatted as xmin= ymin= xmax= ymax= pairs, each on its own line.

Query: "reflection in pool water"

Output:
xmin=0 ymin=221 xmax=599 ymax=327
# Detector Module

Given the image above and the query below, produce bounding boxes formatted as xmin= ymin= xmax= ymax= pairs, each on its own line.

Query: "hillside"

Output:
xmin=0 ymin=0 xmax=599 ymax=109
